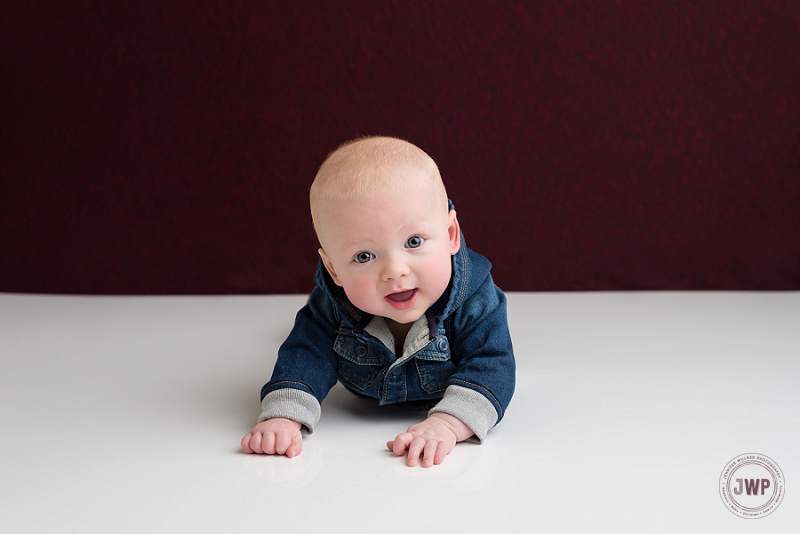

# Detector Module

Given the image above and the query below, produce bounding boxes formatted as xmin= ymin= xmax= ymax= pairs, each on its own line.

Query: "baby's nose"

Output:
xmin=381 ymin=256 xmax=410 ymax=280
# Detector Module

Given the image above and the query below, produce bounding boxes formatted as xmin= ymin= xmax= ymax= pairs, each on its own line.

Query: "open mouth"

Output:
xmin=385 ymin=289 xmax=417 ymax=310
xmin=386 ymin=289 xmax=416 ymax=302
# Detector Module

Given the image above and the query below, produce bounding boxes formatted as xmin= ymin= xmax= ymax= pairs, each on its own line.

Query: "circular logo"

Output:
xmin=719 ymin=453 xmax=785 ymax=518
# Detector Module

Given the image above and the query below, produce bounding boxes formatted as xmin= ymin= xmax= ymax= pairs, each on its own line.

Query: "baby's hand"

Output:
xmin=387 ymin=412 xmax=473 ymax=467
xmin=241 ymin=418 xmax=302 ymax=457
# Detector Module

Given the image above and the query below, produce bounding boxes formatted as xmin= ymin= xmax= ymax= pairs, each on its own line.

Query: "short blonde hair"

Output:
xmin=309 ymin=136 xmax=448 ymax=235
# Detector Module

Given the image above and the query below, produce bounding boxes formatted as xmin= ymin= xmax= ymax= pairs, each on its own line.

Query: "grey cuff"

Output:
xmin=258 ymin=388 xmax=321 ymax=435
xmin=428 ymin=384 xmax=498 ymax=443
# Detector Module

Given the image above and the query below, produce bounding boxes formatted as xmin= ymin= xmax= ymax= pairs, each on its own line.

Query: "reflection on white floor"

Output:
xmin=241 ymin=439 xmax=324 ymax=489
xmin=240 ymin=429 xmax=498 ymax=490
xmin=1 ymin=292 xmax=798 ymax=533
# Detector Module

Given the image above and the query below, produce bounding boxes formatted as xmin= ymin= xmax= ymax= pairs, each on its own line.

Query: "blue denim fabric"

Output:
xmin=260 ymin=208 xmax=515 ymax=433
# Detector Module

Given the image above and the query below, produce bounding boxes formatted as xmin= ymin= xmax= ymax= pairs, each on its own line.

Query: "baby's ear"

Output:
xmin=319 ymin=248 xmax=343 ymax=286
xmin=448 ymin=211 xmax=461 ymax=254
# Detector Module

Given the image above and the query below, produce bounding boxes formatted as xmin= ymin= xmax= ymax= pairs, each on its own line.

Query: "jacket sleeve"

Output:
xmin=429 ymin=273 xmax=515 ymax=441
xmin=258 ymin=285 xmax=341 ymax=434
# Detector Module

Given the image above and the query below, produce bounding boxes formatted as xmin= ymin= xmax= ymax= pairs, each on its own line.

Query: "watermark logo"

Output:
xmin=719 ymin=453 xmax=785 ymax=518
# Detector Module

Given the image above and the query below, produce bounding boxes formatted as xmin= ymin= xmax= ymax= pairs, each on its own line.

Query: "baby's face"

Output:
xmin=317 ymin=177 xmax=459 ymax=326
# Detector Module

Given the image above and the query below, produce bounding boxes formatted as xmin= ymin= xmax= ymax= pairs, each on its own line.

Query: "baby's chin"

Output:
xmin=382 ymin=309 xmax=426 ymax=326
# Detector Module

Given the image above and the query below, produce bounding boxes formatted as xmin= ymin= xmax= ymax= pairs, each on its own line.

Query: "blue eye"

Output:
xmin=354 ymin=251 xmax=374 ymax=264
xmin=406 ymin=236 xmax=424 ymax=248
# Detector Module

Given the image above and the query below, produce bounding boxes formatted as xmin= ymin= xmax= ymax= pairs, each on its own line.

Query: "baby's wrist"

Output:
xmin=265 ymin=417 xmax=302 ymax=429
xmin=428 ymin=412 xmax=473 ymax=441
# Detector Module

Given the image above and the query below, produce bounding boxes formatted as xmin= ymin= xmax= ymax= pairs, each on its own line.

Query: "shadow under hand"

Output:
xmin=240 ymin=440 xmax=323 ymax=489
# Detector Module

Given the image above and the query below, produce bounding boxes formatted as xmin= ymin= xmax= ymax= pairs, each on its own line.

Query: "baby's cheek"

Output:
xmin=426 ymin=259 xmax=452 ymax=295
xmin=343 ymin=280 xmax=380 ymax=313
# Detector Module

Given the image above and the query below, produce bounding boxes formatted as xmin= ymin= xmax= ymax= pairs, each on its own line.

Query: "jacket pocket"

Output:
xmin=334 ymin=333 xmax=384 ymax=391
xmin=414 ymin=339 xmax=456 ymax=394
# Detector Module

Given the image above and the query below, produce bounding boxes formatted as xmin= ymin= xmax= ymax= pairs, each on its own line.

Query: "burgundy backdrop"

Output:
xmin=2 ymin=1 xmax=799 ymax=294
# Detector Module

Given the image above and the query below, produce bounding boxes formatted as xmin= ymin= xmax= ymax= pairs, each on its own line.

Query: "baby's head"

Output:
xmin=310 ymin=137 xmax=460 ymax=325
xmin=310 ymin=137 xmax=448 ymax=231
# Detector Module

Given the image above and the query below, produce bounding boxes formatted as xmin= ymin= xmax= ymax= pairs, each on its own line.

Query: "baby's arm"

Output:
xmin=387 ymin=412 xmax=473 ymax=467
xmin=241 ymin=418 xmax=303 ymax=457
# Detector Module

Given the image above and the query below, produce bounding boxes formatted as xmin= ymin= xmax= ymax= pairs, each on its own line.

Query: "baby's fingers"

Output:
xmin=406 ymin=437 xmax=427 ymax=466
xmin=274 ymin=430 xmax=292 ymax=455
xmin=420 ymin=440 xmax=441 ymax=467
xmin=431 ymin=439 xmax=454 ymax=466
xmin=259 ymin=430 xmax=277 ymax=454
xmin=243 ymin=430 xmax=267 ymax=454
xmin=241 ymin=432 xmax=256 ymax=454
xmin=388 ymin=432 xmax=413 ymax=456
xmin=275 ymin=429 xmax=303 ymax=457
xmin=285 ymin=433 xmax=303 ymax=458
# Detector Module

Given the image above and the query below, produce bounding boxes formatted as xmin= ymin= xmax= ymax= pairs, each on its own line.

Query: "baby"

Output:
xmin=241 ymin=136 xmax=515 ymax=467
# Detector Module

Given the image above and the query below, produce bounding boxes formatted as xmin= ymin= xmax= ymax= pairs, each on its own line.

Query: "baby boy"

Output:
xmin=241 ymin=136 xmax=515 ymax=467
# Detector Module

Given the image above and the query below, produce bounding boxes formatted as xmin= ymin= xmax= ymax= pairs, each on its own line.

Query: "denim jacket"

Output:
xmin=258 ymin=218 xmax=515 ymax=441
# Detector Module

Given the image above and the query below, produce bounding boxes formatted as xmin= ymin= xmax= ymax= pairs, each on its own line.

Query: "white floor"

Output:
xmin=1 ymin=291 xmax=797 ymax=533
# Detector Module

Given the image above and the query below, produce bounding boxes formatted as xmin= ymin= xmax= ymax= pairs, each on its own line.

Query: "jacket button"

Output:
xmin=356 ymin=344 xmax=368 ymax=357
xmin=437 ymin=338 xmax=449 ymax=352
